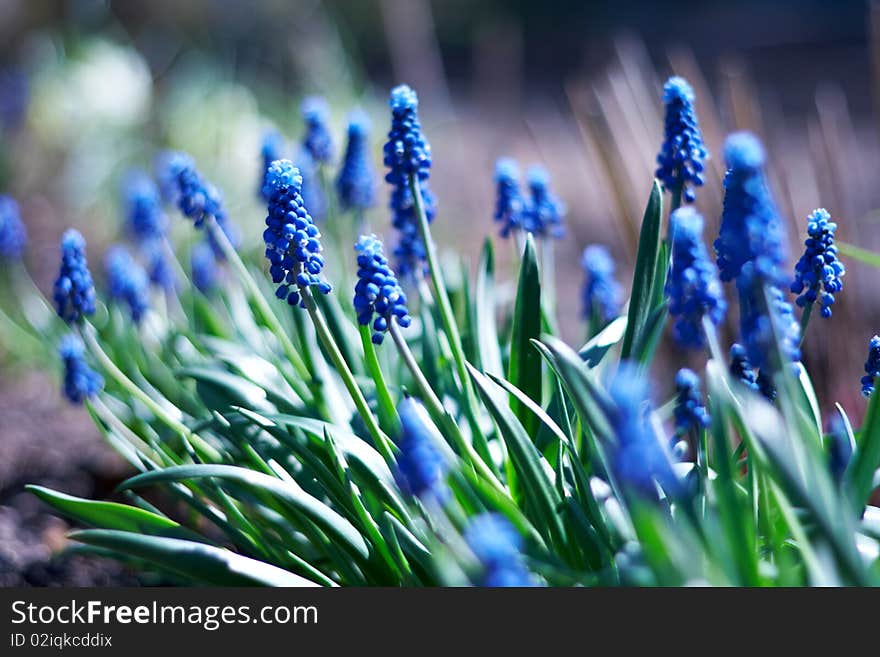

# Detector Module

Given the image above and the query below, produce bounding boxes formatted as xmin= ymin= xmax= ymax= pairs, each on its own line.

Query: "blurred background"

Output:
xmin=0 ymin=0 xmax=877 ymax=584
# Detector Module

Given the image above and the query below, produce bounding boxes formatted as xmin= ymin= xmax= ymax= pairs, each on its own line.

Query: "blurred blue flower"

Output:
xmin=394 ymin=396 xmax=447 ymax=500
xmin=297 ymin=149 xmax=327 ymax=222
xmin=353 ymin=234 xmax=411 ymax=344
xmin=665 ymin=207 xmax=726 ymax=348
xmin=104 ymin=245 xmax=150 ymax=324
xmin=122 ymin=171 xmax=167 ymax=243
xmin=861 ymin=335 xmax=880 ymax=397
xmin=0 ymin=195 xmax=26 ymax=259
xmin=581 ymin=245 xmax=622 ymax=324
xmin=384 ymin=85 xmax=435 ymax=276
xmin=493 ymin=158 xmax=525 ymax=238
xmin=190 ymin=240 xmax=219 ymax=295
xmin=301 ymin=96 xmax=333 ymax=164
xmin=655 ymin=76 xmax=708 ymax=204
xmin=262 ymin=159 xmax=331 ymax=307
xmin=674 ymin=368 xmax=710 ymax=436
xmin=464 ymin=513 xmax=538 ymax=587
xmin=144 ymin=241 xmax=175 ymax=293
xmin=714 ymin=132 xmax=788 ymax=286
xmin=791 ymin=208 xmax=844 ymax=318
xmin=259 ymin=130 xmax=285 ymax=202
xmin=53 ymin=229 xmax=96 ymax=324
xmin=523 ymin=166 xmax=565 ymax=238
xmin=154 ymin=150 xmax=191 ymax=205
xmin=58 ymin=333 xmax=102 ymax=405
xmin=170 ymin=154 xmax=240 ymax=255
xmin=729 ymin=343 xmax=759 ymax=391
xmin=0 ymin=67 xmax=29 ymax=131
xmin=336 ymin=111 xmax=376 ymax=213
xmin=827 ymin=415 xmax=854 ymax=482
xmin=608 ymin=362 xmax=681 ymax=499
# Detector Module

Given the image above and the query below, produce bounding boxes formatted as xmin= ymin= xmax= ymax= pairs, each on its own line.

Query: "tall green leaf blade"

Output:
xmin=475 ymin=238 xmax=504 ymax=378
xmin=847 ymin=382 xmax=880 ymax=512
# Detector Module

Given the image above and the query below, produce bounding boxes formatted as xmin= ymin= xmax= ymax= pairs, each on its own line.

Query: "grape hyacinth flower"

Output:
xmin=301 ymin=96 xmax=333 ymax=165
xmin=394 ymin=396 xmax=448 ymax=500
xmin=353 ymin=234 xmax=412 ymax=344
xmin=827 ymin=415 xmax=854 ymax=482
xmin=104 ymin=245 xmax=150 ymax=324
xmin=655 ymin=76 xmax=708 ymax=204
xmin=729 ymin=343 xmax=759 ymax=391
xmin=171 ymin=155 xmax=240 ymax=254
xmin=522 ymin=166 xmax=565 ymax=238
xmin=259 ymin=130 xmax=285 ymax=202
xmin=791 ymin=208 xmax=844 ymax=318
xmin=190 ymin=241 xmax=219 ymax=295
xmin=262 ymin=159 xmax=331 ymax=307
xmin=58 ymin=333 xmax=103 ymax=405
xmin=665 ymin=207 xmax=726 ymax=348
xmin=464 ymin=513 xmax=538 ymax=587
xmin=336 ymin=111 xmax=376 ymax=213
xmin=0 ymin=195 xmax=26 ymax=259
xmin=673 ymin=368 xmax=710 ymax=436
xmin=145 ymin=241 xmax=175 ymax=293
xmin=53 ymin=229 xmax=96 ymax=324
xmin=493 ymin=158 xmax=525 ymax=238
xmin=154 ymin=150 xmax=190 ymax=205
xmin=714 ymin=133 xmax=787 ymax=285
xmin=122 ymin=171 xmax=167 ymax=243
xmin=581 ymin=245 xmax=623 ymax=325
xmin=383 ymin=84 xmax=435 ymax=276
xmin=861 ymin=335 xmax=880 ymax=397
xmin=607 ymin=363 xmax=681 ymax=499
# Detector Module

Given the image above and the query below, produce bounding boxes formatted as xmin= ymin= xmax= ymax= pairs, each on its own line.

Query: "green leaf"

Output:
xmin=621 ymin=181 xmax=663 ymax=360
xmin=508 ymin=234 xmax=543 ymax=438
xmin=69 ymin=529 xmax=322 ymax=586
xmin=117 ymin=464 xmax=371 ymax=562
xmin=577 ymin=316 xmax=626 ymax=367
xmin=847 ymin=379 xmax=880 ymax=512
xmin=837 ymin=242 xmax=880 ymax=268
xmin=27 ymin=485 xmax=205 ymax=542
xmin=178 ymin=366 xmax=274 ymax=413
xmin=475 ymin=238 xmax=504 ymax=378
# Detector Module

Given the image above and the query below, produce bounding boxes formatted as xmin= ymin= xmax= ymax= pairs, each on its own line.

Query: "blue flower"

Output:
xmin=394 ymin=397 xmax=448 ymax=500
xmin=729 ymin=343 xmax=759 ymax=391
xmin=522 ymin=166 xmax=565 ymax=238
xmin=383 ymin=84 xmax=435 ymax=276
xmin=297 ymin=149 xmax=327 ymax=222
xmin=336 ymin=111 xmax=376 ymax=212
xmin=714 ymin=132 xmax=788 ymax=285
xmin=493 ymin=158 xmax=525 ymax=238
xmin=190 ymin=240 xmax=219 ymax=295
xmin=791 ymin=208 xmax=844 ymax=318
xmin=861 ymin=335 xmax=880 ymax=397
xmin=104 ymin=245 xmax=150 ymax=324
xmin=353 ymin=234 xmax=412 ymax=344
xmin=665 ymin=207 xmax=726 ymax=348
xmin=53 ymin=229 xmax=96 ymax=324
xmin=607 ymin=362 xmax=681 ymax=499
xmin=464 ymin=513 xmax=538 ymax=587
xmin=144 ymin=240 xmax=175 ymax=292
xmin=58 ymin=333 xmax=102 ymax=405
xmin=259 ymin=130 xmax=285 ymax=202
xmin=0 ymin=195 xmax=26 ymax=259
xmin=581 ymin=245 xmax=622 ymax=324
xmin=122 ymin=171 xmax=167 ymax=243
xmin=655 ymin=77 xmax=708 ymax=204
xmin=301 ymin=96 xmax=333 ymax=164
xmin=154 ymin=150 xmax=191 ymax=205
xmin=736 ymin=263 xmax=801 ymax=373
xmin=674 ymin=368 xmax=710 ymax=436
xmin=827 ymin=415 xmax=854 ymax=482
xmin=170 ymin=155 xmax=240 ymax=255
xmin=262 ymin=159 xmax=331 ymax=307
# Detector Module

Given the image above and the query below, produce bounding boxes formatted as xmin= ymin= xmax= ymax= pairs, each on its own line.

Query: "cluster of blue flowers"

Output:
xmin=665 ymin=207 xmax=726 ymax=348
xmin=104 ymin=246 xmax=150 ymax=324
xmin=336 ymin=111 xmax=376 ymax=213
xmin=301 ymin=96 xmax=334 ymax=165
xmin=144 ymin=240 xmax=175 ymax=293
xmin=673 ymin=368 xmax=710 ymax=436
xmin=53 ymin=229 xmax=96 ymax=324
xmin=862 ymin=335 xmax=880 ymax=397
xmin=464 ymin=513 xmax=537 ymax=587
xmin=58 ymin=333 xmax=103 ymax=404
xmin=123 ymin=171 xmax=168 ymax=243
xmin=491 ymin=159 xmax=565 ymax=239
xmin=383 ymin=84 xmax=436 ymax=276
xmin=190 ymin=241 xmax=219 ymax=295
xmin=791 ymin=208 xmax=844 ymax=318
xmin=581 ymin=245 xmax=622 ymax=325
xmin=736 ymin=264 xmax=801 ymax=372
xmin=655 ymin=77 xmax=708 ymax=204
xmin=492 ymin=158 xmax=525 ymax=237
xmin=394 ymin=397 xmax=448 ymax=500
xmin=729 ymin=343 xmax=759 ymax=391
xmin=259 ymin=130 xmax=285 ymax=202
xmin=262 ymin=159 xmax=331 ymax=307
xmin=353 ymin=234 xmax=411 ymax=344
xmin=0 ymin=195 xmax=26 ymax=259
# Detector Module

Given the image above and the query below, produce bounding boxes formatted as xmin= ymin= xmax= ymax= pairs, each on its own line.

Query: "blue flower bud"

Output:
xmin=190 ymin=240 xmax=219 ymax=295
xmin=53 ymin=229 xmax=96 ymax=324
xmin=493 ymin=158 xmax=525 ymax=238
xmin=0 ymin=195 xmax=26 ymax=259
xmin=673 ymin=368 xmax=710 ymax=436
xmin=336 ymin=110 xmax=376 ymax=212
xmin=464 ymin=513 xmax=539 ymax=587
xmin=354 ymin=234 xmax=411 ymax=344
xmin=861 ymin=335 xmax=880 ymax=397
xmin=122 ymin=171 xmax=167 ymax=243
xmin=656 ymin=77 xmax=708 ymax=204
xmin=394 ymin=396 xmax=448 ymax=500
xmin=791 ymin=208 xmax=844 ymax=318
xmin=301 ymin=96 xmax=333 ymax=164
xmin=104 ymin=245 xmax=150 ymax=324
xmin=522 ymin=166 xmax=565 ymax=239
xmin=58 ymin=333 xmax=103 ymax=404
xmin=581 ymin=245 xmax=623 ymax=325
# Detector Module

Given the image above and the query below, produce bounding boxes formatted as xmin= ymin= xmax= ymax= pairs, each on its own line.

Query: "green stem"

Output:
xmin=798 ymin=302 xmax=813 ymax=348
xmin=300 ymin=286 xmax=395 ymax=463
xmin=389 ymin=321 xmax=505 ymax=493
xmin=359 ymin=323 xmax=400 ymax=434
